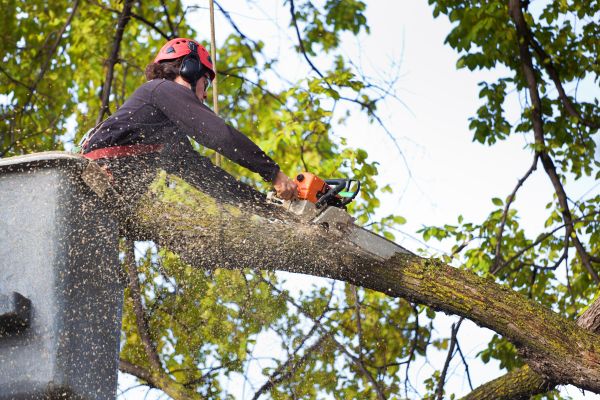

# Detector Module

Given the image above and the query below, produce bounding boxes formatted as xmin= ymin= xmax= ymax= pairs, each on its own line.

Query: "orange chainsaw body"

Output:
xmin=293 ymin=173 xmax=330 ymax=203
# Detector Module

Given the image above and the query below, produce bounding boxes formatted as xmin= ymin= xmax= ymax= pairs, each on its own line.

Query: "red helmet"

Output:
xmin=153 ymin=38 xmax=215 ymax=80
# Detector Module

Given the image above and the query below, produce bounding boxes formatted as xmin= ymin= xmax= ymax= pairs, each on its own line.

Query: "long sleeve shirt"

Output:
xmin=83 ymin=79 xmax=280 ymax=182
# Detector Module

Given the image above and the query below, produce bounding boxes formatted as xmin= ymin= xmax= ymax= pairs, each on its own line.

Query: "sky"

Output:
xmin=119 ymin=0 xmax=599 ymax=398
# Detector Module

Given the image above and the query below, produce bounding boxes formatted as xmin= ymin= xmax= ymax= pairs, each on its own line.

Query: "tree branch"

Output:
xmin=462 ymin=295 xmax=600 ymax=399
xmin=492 ymin=154 xmax=538 ymax=272
xmin=507 ymin=0 xmax=598 ymax=283
xmin=159 ymin=0 xmax=178 ymax=38
xmin=288 ymin=0 xmax=327 ymax=82
xmin=524 ymin=25 xmax=598 ymax=129
xmin=350 ymin=285 xmax=366 ymax=356
xmin=0 ymin=64 xmax=32 ymax=91
xmin=97 ymin=0 xmax=135 ymax=124
xmin=251 ymin=333 xmax=331 ymax=400
xmin=455 ymin=341 xmax=473 ymax=391
xmin=88 ymin=0 xmax=171 ymax=40
xmin=492 ymin=212 xmax=598 ymax=275
xmin=261 ymin=277 xmax=386 ymax=399
xmin=286 ymin=0 xmax=412 ymax=176
xmin=1 ymin=0 xmax=79 ymax=155
xmin=436 ymin=318 xmax=462 ymax=400
xmin=333 ymin=335 xmax=387 ymax=400
xmin=119 ymin=359 xmax=158 ymax=388
xmin=213 ymin=0 xmax=259 ymax=51
xmin=25 ymin=0 xmax=80 ymax=109
xmin=124 ymin=239 xmax=163 ymax=373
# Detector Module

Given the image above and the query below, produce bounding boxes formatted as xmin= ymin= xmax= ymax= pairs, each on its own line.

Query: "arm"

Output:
xmin=150 ymin=80 xmax=280 ymax=182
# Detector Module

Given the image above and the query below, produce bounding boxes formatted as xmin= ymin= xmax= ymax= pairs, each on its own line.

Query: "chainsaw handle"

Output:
xmin=326 ymin=179 xmax=360 ymax=206
xmin=316 ymin=179 xmax=346 ymax=208
xmin=339 ymin=179 xmax=360 ymax=206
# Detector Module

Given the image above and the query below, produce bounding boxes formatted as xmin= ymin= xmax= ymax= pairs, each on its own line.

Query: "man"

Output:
xmin=82 ymin=37 xmax=297 ymax=203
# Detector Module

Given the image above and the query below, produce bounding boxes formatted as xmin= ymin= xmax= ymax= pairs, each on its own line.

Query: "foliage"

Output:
xmin=2 ymin=0 xmax=598 ymax=398
xmin=422 ymin=0 xmax=599 ymax=395
xmin=1 ymin=0 xmax=422 ymax=398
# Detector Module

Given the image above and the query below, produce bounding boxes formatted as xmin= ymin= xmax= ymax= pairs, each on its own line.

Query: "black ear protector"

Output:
xmin=179 ymin=41 xmax=207 ymax=95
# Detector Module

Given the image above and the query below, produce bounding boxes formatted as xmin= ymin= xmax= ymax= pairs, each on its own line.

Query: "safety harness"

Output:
xmin=82 ymin=144 xmax=164 ymax=160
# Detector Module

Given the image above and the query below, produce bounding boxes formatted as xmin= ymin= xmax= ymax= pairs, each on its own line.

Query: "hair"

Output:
xmin=144 ymin=58 xmax=183 ymax=81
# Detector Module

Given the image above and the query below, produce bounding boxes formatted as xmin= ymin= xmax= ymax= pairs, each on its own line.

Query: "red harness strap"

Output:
xmin=83 ymin=144 xmax=164 ymax=160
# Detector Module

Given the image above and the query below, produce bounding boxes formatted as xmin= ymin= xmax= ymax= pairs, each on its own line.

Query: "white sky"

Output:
xmin=120 ymin=1 xmax=599 ymax=398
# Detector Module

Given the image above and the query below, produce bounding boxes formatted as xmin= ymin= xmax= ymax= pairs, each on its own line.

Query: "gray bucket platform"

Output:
xmin=0 ymin=152 xmax=123 ymax=399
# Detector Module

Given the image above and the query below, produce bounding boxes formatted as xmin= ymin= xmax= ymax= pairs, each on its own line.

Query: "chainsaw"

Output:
xmin=268 ymin=172 xmax=411 ymax=261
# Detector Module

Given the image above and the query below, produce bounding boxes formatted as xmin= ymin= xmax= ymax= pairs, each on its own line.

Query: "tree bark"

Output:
xmin=127 ymin=172 xmax=600 ymax=394
xmin=462 ymin=296 xmax=600 ymax=399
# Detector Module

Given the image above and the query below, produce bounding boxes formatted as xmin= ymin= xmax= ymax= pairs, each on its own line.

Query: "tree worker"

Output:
xmin=81 ymin=37 xmax=297 ymax=205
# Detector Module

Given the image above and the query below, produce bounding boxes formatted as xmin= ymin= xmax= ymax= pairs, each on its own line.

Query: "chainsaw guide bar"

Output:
xmin=268 ymin=172 xmax=412 ymax=261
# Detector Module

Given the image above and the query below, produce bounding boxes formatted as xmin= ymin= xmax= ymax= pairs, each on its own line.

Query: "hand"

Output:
xmin=273 ymin=171 xmax=298 ymax=200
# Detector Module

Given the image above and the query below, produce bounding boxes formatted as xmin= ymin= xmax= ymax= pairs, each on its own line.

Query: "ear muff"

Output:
xmin=179 ymin=41 xmax=206 ymax=94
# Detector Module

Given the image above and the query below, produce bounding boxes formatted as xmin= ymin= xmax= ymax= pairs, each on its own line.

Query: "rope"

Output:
xmin=208 ymin=0 xmax=222 ymax=167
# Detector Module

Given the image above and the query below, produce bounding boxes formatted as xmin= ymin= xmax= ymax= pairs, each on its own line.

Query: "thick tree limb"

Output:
xmin=462 ymin=296 xmax=600 ymax=399
xmin=126 ymin=171 xmax=600 ymax=394
xmin=508 ymin=0 xmax=599 ymax=283
xmin=119 ymin=359 xmax=158 ymax=388
xmin=119 ymin=359 xmax=200 ymax=400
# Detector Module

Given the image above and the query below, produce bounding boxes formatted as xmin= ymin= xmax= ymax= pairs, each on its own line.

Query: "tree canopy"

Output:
xmin=1 ymin=0 xmax=598 ymax=399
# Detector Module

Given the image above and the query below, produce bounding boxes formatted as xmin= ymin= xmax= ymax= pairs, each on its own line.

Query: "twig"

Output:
xmin=214 ymin=0 xmax=260 ymax=51
xmin=455 ymin=341 xmax=473 ymax=390
xmin=528 ymin=266 xmax=538 ymax=299
xmin=492 ymin=212 xmax=597 ymax=274
xmin=404 ymin=305 xmax=422 ymax=398
xmin=220 ymin=71 xmax=286 ymax=107
xmin=263 ymin=278 xmax=386 ymax=399
xmin=351 ymin=285 xmax=366 ymax=355
xmin=251 ymin=333 xmax=331 ymax=400
xmin=251 ymin=278 xmax=335 ymax=399
xmin=25 ymin=0 xmax=80 ymax=110
xmin=333 ymin=336 xmax=387 ymax=400
xmin=492 ymin=154 xmax=539 ymax=271
xmin=97 ymin=0 xmax=135 ymax=124
xmin=347 ymin=285 xmax=387 ymax=399
xmin=0 ymin=64 xmax=32 ymax=91
xmin=436 ymin=318 xmax=463 ymax=400
xmin=160 ymin=0 xmax=178 ymax=37
xmin=88 ymin=0 xmax=171 ymax=40
xmin=287 ymin=0 xmax=412 ymax=176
